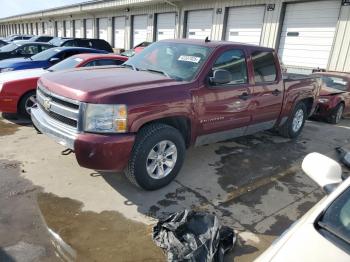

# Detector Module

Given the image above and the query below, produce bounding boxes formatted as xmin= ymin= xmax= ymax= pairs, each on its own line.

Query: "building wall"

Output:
xmin=0 ymin=0 xmax=349 ymax=72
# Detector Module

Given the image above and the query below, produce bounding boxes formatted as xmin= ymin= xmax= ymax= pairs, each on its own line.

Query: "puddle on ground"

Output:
xmin=37 ymin=193 xmax=165 ymax=262
xmin=0 ymin=119 xmax=18 ymax=136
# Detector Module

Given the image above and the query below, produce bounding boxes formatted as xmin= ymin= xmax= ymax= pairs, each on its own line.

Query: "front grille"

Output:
xmin=37 ymin=85 xmax=80 ymax=129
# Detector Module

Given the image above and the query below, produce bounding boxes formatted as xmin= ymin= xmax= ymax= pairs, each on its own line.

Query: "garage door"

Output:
xmin=132 ymin=15 xmax=148 ymax=47
xmin=278 ymin=1 xmax=341 ymax=74
xmin=114 ymin=16 xmax=125 ymax=48
xmin=86 ymin=19 xmax=94 ymax=38
xmin=156 ymin=13 xmax=176 ymax=41
xmin=65 ymin=21 xmax=72 ymax=37
xmin=225 ymin=6 xmax=265 ymax=45
xmin=75 ymin=20 xmax=82 ymax=38
xmin=57 ymin=21 xmax=63 ymax=37
xmin=186 ymin=10 xmax=213 ymax=40
xmin=98 ymin=18 xmax=108 ymax=42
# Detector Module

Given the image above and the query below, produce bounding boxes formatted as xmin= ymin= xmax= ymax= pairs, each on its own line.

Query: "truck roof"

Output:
xmin=160 ymin=38 xmax=275 ymax=51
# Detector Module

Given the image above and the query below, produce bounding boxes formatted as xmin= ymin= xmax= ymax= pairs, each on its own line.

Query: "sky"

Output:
xmin=0 ymin=0 xmax=90 ymax=18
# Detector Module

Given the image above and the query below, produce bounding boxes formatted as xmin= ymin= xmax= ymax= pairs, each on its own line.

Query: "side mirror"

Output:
xmin=209 ymin=69 xmax=232 ymax=85
xmin=49 ymin=57 xmax=60 ymax=64
xmin=302 ymin=153 xmax=343 ymax=194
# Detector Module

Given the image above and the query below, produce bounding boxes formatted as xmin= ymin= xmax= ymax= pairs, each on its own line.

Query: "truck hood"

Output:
xmin=39 ymin=67 xmax=181 ymax=102
xmin=0 ymin=68 xmax=46 ymax=84
xmin=320 ymin=86 xmax=346 ymax=96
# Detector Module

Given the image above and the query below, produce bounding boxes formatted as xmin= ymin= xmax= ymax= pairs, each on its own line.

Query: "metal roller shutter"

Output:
xmin=225 ymin=6 xmax=265 ymax=45
xmin=98 ymin=18 xmax=108 ymax=42
xmin=86 ymin=19 xmax=94 ymax=38
xmin=186 ymin=9 xmax=213 ymax=40
xmin=278 ymin=1 xmax=341 ymax=74
xmin=75 ymin=20 xmax=82 ymax=38
xmin=114 ymin=17 xmax=125 ymax=48
xmin=65 ymin=21 xmax=72 ymax=37
xmin=57 ymin=21 xmax=63 ymax=37
xmin=156 ymin=13 xmax=176 ymax=41
xmin=132 ymin=15 xmax=148 ymax=47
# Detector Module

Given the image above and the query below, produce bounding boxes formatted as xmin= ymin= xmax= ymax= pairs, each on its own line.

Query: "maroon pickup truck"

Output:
xmin=31 ymin=39 xmax=320 ymax=190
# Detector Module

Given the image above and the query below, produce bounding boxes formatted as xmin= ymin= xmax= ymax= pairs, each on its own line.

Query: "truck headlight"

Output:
xmin=318 ymin=98 xmax=329 ymax=103
xmin=84 ymin=104 xmax=127 ymax=133
xmin=0 ymin=68 xmax=14 ymax=73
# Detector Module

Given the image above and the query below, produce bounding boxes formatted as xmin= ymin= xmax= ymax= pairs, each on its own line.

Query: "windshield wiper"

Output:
xmin=122 ymin=64 xmax=137 ymax=71
xmin=139 ymin=68 xmax=170 ymax=78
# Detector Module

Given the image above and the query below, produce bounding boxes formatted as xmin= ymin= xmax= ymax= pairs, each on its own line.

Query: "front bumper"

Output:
xmin=31 ymin=104 xmax=135 ymax=171
xmin=0 ymin=94 xmax=18 ymax=113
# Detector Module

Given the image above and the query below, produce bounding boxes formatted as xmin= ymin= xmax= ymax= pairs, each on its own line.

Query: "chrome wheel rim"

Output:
xmin=146 ymin=140 xmax=177 ymax=179
xmin=336 ymin=105 xmax=344 ymax=123
xmin=292 ymin=109 xmax=304 ymax=133
xmin=25 ymin=95 xmax=36 ymax=115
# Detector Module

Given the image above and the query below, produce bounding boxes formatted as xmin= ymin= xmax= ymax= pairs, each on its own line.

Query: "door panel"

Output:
xmin=194 ymin=48 xmax=253 ymax=146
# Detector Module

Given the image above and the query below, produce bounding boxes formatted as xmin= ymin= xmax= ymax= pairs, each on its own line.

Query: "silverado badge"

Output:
xmin=43 ymin=97 xmax=52 ymax=111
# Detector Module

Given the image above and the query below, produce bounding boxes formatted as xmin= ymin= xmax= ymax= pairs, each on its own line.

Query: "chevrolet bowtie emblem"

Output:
xmin=43 ymin=97 xmax=52 ymax=111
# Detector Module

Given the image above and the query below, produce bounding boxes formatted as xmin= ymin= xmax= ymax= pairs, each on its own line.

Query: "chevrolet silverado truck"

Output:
xmin=31 ymin=39 xmax=320 ymax=190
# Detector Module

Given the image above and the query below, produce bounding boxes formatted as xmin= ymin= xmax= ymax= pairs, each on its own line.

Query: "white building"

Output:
xmin=0 ymin=0 xmax=350 ymax=74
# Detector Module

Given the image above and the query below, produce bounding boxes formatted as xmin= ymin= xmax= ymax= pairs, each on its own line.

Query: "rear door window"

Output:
xmin=21 ymin=44 xmax=39 ymax=55
xmin=212 ymin=49 xmax=248 ymax=86
xmin=252 ymin=51 xmax=277 ymax=83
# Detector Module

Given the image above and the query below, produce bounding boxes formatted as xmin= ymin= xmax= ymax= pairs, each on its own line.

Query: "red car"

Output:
xmin=0 ymin=53 xmax=127 ymax=117
xmin=31 ymin=39 xmax=320 ymax=190
xmin=312 ymin=72 xmax=350 ymax=124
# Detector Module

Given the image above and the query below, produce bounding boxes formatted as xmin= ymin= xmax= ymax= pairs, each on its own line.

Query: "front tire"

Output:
xmin=19 ymin=91 xmax=36 ymax=118
xmin=125 ymin=123 xmax=186 ymax=190
xmin=328 ymin=103 xmax=344 ymax=124
xmin=279 ymin=102 xmax=307 ymax=138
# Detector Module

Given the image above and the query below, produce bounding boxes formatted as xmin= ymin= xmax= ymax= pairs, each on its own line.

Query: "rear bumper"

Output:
xmin=31 ymin=104 xmax=135 ymax=171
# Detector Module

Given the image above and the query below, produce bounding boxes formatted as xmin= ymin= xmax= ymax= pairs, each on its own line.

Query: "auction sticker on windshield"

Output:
xmin=178 ymin=55 xmax=201 ymax=63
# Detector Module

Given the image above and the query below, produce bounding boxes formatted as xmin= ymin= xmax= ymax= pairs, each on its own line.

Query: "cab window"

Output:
xmin=212 ymin=49 xmax=248 ymax=86
xmin=252 ymin=51 xmax=277 ymax=83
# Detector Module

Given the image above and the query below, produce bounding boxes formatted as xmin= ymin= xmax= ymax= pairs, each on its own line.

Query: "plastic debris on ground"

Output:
xmin=153 ymin=210 xmax=236 ymax=262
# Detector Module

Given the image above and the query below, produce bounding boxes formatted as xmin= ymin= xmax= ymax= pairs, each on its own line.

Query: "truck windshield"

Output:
xmin=48 ymin=56 xmax=83 ymax=72
xmin=124 ymin=42 xmax=212 ymax=81
xmin=320 ymin=76 xmax=349 ymax=91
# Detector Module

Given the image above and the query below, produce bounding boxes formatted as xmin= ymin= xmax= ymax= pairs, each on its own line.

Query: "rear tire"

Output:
xmin=328 ymin=103 xmax=344 ymax=125
xmin=125 ymin=123 xmax=186 ymax=190
xmin=279 ymin=102 xmax=307 ymax=139
xmin=18 ymin=91 xmax=36 ymax=119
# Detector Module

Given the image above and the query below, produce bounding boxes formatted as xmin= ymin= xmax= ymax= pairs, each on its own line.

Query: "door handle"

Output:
xmin=238 ymin=92 xmax=250 ymax=100
xmin=272 ymin=89 xmax=281 ymax=96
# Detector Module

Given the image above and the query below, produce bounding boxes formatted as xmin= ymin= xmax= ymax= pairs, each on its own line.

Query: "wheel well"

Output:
xmin=300 ymin=97 xmax=314 ymax=116
xmin=17 ymin=89 xmax=36 ymax=111
xmin=140 ymin=116 xmax=191 ymax=147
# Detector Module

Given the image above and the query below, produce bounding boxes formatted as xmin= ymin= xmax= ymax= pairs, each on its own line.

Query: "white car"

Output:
xmin=257 ymin=153 xmax=350 ymax=262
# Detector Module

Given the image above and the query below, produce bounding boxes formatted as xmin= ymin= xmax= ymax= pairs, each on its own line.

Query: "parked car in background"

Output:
xmin=0 ymin=42 xmax=53 ymax=61
xmin=4 ymin=34 xmax=33 ymax=42
xmin=257 ymin=152 xmax=349 ymax=262
xmin=120 ymin=41 xmax=152 ymax=57
xmin=312 ymin=72 xmax=350 ymax=124
xmin=0 ymin=39 xmax=7 ymax=47
xmin=0 ymin=53 xmax=128 ymax=118
xmin=0 ymin=46 xmax=107 ymax=73
xmin=49 ymin=37 xmax=113 ymax=53
xmin=31 ymin=39 xmax=320 ymax=190
xmin=14 ymin=36 xmax=54 ymax=44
